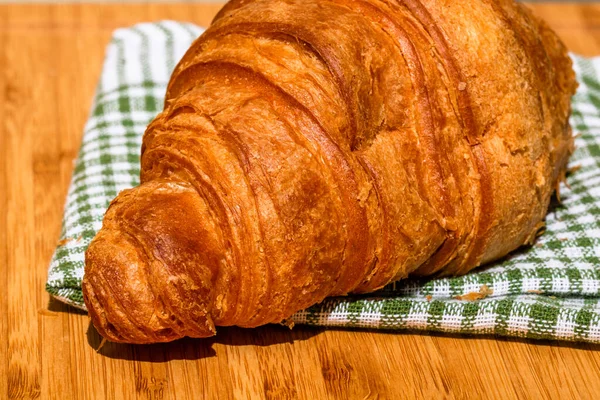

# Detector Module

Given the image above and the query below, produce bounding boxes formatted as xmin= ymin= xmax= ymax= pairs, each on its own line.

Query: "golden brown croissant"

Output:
xmin=83 ymin=0 xmax=577 ymax=343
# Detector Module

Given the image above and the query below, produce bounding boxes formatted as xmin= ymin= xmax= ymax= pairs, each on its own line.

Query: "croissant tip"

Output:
xmin=83 ymin=182 xmax=222 ymax=344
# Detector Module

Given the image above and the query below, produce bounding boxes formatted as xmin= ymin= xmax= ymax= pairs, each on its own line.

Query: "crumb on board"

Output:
xmin=425 ymin=295 xmax=432 ymax=302
xmin=454 ymin=284 xmax=494 ymax=301
xmin=57 ymin=236 xmax=83 ymax=246
xmin=280 ymin=319 xmax=295 ymax=329
xmin=567 ymin=164 xmax=581 ymax=175
xmin=57 ymin=238 xmax=72 ymax=246
xmin=535 ymin=243 xmax=543 ymax=248
xmin=527 ymin=289 xmax=544 ymax=294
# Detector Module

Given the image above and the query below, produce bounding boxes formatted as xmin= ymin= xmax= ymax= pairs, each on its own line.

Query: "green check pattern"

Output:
xmin=47 ymin=21 xmax=600 ymax=343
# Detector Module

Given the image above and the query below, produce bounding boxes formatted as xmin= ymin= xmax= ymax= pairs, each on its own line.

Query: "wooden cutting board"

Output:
xmin=1 ymin=2 xmax=600 ymax=399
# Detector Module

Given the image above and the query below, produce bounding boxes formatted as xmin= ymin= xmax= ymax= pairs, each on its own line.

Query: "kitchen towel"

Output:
xmin=47 ymin=21 xmax=600 ymax=343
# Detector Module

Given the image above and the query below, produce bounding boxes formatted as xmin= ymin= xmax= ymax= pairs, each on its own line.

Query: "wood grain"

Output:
xmin=1 ymin=2 xmax=600 ymax=399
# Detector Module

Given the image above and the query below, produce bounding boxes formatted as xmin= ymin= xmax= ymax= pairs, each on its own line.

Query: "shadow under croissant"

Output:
xmin=86 ymin=322 xmax=326 ymax=361
xmin=86 ymin=321 xmax=600 ymax=362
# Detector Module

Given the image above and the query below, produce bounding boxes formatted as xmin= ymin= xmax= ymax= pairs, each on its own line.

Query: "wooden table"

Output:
xmin=2 ymin=2 xmax=600 ymax=399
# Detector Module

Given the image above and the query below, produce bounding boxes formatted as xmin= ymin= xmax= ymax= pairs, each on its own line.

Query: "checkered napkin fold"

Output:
xmin=46 ymin=21 xmax=600 ymax=343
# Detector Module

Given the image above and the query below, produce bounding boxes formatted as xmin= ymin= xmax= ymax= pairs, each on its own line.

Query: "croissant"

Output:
xmin=82 ymin=0 xmax=577 ymax=343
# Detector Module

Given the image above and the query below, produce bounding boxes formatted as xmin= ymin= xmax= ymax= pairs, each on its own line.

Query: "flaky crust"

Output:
xmin=83 ymin=0 xmax=577 ymax=343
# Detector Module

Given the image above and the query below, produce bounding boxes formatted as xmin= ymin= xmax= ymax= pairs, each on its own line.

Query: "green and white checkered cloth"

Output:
xmin=47 ymin=21 xmax=600 ymax=343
